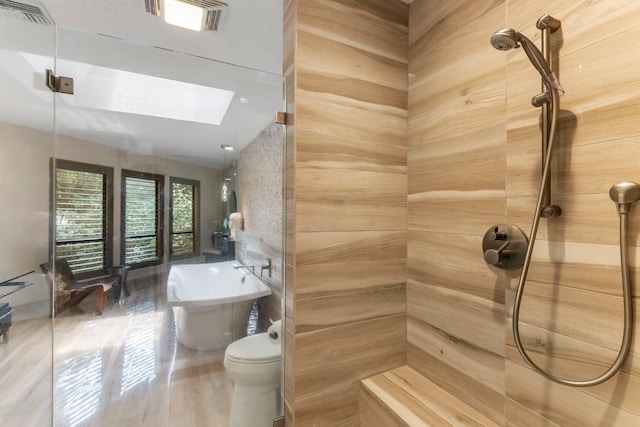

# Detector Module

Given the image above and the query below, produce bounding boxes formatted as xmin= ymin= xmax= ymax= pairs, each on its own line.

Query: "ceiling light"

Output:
xmin=221 ymin=144 xmax=234 ymax=151
xmin=164 ymin=0 xmax=203 ymax=31
xmin=144 ymin=0 xmax=228 ymax=32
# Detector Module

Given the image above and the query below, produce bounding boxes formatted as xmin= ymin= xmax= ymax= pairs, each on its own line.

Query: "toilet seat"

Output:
xmin=225 ymin=333 xmax=281 ymax=364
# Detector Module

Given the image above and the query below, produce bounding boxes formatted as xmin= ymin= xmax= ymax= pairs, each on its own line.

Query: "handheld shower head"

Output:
xmin=610 ymin=182 xmax=640 ymax=214
xmin=490 ymin=28 xmax=519 ymax=51
xmin=490 ymin=28 xmax=564 ymax=95
xmin=516 ymin=34 xmax=553 ymax=79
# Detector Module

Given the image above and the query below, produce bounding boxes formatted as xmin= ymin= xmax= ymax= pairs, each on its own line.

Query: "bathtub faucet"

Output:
xmin=233 ymin=264 xmax=255 ymax=273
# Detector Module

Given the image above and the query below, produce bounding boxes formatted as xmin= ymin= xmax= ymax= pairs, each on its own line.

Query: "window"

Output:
xmin=121 ymin=170 xmax=164 ymax=268
xmin=52 ymin=159 xmax=113 ymax=279
xmin=170 ymin=177 xmax=200 ymax=259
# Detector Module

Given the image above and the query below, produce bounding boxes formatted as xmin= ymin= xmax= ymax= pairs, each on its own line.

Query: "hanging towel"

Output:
xmin=228 ymin=212 xmax=243 ymax=240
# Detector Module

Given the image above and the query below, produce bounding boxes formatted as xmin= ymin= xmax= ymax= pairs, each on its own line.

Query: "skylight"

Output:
xmin=58 ymin=60 xmax=234 ymax=125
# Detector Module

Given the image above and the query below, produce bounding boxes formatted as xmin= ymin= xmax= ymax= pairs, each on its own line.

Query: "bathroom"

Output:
xmin=2 ymin=0 xmax=640 ymax=426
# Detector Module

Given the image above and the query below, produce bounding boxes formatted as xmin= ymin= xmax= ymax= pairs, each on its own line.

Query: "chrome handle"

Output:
xmin=484 ymin=241 xmax=510 ymax=265
xmin=488 ymin=226 xmax=506 ymax=241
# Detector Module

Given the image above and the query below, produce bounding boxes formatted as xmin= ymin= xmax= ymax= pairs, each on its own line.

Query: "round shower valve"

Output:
xmin=482 ymin=224 xmax=528 ymax=270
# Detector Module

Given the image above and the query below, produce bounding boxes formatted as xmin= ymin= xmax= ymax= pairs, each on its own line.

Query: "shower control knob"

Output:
xmin=489 ymin=226 xmax=507 ymax=240
xmin=482 ymin=224 xmax=528 ymax=270
xmin=484 ymin=241 xmax=510 ymax=266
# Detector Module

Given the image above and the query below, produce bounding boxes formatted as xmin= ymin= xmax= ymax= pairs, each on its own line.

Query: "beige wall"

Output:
xmin=284 ymin=0 xmax=409 ymax=424
xmin=408 ymin=0 xmax=640 ymax=425
xmin=0 ymin=122 xmax=223 ymax=288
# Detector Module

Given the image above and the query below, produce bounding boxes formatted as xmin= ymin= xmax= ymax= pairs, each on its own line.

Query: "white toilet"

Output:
xmin=224 ymin=332 xmax=282 ymax=427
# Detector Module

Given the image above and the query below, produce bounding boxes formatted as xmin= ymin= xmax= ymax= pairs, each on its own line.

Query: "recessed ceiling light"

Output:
xmin=221 ymin=144 xmax=234 ymax=151
xmin=144 ymin=0 xmax=228 ymax=32
xmin=239 ymin=97 xmax=248 ymax=104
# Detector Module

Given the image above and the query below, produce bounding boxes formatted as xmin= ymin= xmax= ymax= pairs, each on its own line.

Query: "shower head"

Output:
xmin=490 ymin=28 xmax=552 ymax=78
xmin=610 ymin=182 xmax=640 ymax=214
xmin=490 ymin=28 xmax=564 ymax=95
xmin=490 ymin=28 xmax=520 ymax=51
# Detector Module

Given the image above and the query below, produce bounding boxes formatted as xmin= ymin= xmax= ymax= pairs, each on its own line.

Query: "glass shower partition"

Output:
xmin=0 ymin=12 xmax=55 ymax=427
xmin=0 ymin=17 xmax=284 ymax=426
xmin=52 ymin=25 xmax=285 ymax=426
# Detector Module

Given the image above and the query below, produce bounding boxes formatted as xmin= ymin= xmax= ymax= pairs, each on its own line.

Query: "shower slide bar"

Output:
xmin=488 ymin=15 xmax=637 ymax=387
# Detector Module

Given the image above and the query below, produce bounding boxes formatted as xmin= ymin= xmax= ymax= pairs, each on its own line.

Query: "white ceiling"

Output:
xmin=39 ymin=0 xmax=283 ymax=75
xmin=0 ymin=0 xmax=284 ymax=170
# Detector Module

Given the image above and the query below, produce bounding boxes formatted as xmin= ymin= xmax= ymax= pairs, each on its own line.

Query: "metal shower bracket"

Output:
xmin=534 ymin=15 xmax=562 ymax=218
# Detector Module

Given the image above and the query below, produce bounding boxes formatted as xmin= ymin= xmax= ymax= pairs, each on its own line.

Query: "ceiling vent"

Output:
xmin=145 ymin=0 xmax=227 ymax=32
xmin=0 ymin=0 xmax=53 ymax=25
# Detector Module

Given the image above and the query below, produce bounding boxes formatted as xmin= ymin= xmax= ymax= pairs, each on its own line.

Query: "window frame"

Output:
xmin=120 ymin=169 xmax=165 ymax=269
xmin=50 ymin=158 xmax=114 ymax=280
xmin=169 ymin=177 xmax=200 ymax=261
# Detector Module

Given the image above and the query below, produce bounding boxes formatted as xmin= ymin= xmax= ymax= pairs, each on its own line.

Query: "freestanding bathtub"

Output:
xmin=167 ymin=261 xmax=272 ymax=351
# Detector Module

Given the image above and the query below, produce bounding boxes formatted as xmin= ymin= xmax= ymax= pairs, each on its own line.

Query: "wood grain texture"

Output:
xmin=289 ymin=0 xmax=640 ymax=424
xmin=407 ymin=0 xmax=640 ymax=425
xmin=407 ymin=317 xmax=504 ymax=395
xmin=293 ymin=315 xmax=406 ymax=426
xmin=407 ymin=344 xmax=505 ymax=424
xmin=296 ymin=284 xmax=405 ymax=333
xmin=408 ymin=282 xmax=504 ymax=357
xmin=285 ymin=0 xmax=409 ymax=425
xmin=296 ymin=258 xmax=406 ymax=299
xmin=360 ymin=382 xmax=409 ymax=427
xmin=362 ymin=365 xmax=500 ymax=426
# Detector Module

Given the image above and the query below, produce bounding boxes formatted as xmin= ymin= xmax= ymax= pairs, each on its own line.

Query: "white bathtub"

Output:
xmin=167 ymin=261 xmax=272 ymax=351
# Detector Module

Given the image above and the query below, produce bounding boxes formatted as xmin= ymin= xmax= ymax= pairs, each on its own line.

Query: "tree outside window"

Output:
xmin=121 ymin=170 xmax=164 ymax=268
xmin=170 ymin=177 xmax=200 ymax=259
xmin=52 ymin=159 xmax=113 ymax=279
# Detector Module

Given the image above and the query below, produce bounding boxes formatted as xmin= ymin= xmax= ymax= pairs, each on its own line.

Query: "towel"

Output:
xmin=228 ymin=212 xmax=243 ymax=240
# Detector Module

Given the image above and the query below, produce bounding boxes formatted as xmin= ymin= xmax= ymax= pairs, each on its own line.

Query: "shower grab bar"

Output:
xmin=537 ymin=16 xmax=561 ymax=218
xmin=513 ymin=87 xmax=637 ymax=387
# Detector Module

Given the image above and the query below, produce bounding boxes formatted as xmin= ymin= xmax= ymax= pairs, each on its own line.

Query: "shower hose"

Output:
xmin=513 ymin=86 xmax=633 ymax=387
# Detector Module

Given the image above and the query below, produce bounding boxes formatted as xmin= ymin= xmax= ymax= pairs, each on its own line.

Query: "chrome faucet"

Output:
xmin=233 ymin=264 xmax=254 ymax=273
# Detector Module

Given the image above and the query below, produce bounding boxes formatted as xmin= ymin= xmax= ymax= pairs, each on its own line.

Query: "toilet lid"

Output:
xmin=226 ymin=333 xmax=281 ymax=363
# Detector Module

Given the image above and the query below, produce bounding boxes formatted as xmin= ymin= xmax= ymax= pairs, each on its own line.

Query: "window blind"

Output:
xmin=124 ymin=176 xmax=161 ymax=265
xmin=55 ymin=168 xmax=106 ymax=273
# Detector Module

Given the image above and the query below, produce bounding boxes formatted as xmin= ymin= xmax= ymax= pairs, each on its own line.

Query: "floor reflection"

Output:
xmin=56 ymin=350 xmax=103 ymax=427
xmin=0 ymin=317 xmax=53 ymax=427
xmin=120 ymin=315 xmax=157 ymax=395
xmin=51 ymin=272 xmax=233 ymax=426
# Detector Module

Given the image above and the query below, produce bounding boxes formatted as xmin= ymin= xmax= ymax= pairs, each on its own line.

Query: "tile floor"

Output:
xmin=0 ymin=272 xmax=243 ymax=427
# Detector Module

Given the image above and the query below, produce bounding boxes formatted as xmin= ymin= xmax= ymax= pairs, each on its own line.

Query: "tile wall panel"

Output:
xmin=287 ymin=0 xmax=640 ymax=424
xmin=408 ymin=0 xmax=640 ymax=425
xmin=284 ymin=0 xmax=408 ymax=425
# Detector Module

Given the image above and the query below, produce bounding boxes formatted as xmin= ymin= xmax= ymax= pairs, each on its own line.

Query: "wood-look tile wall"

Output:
xmin=284 ymin=0 xmax=409 ymax=425
xmin=408 ymin=0 xmax=640 ymax=425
